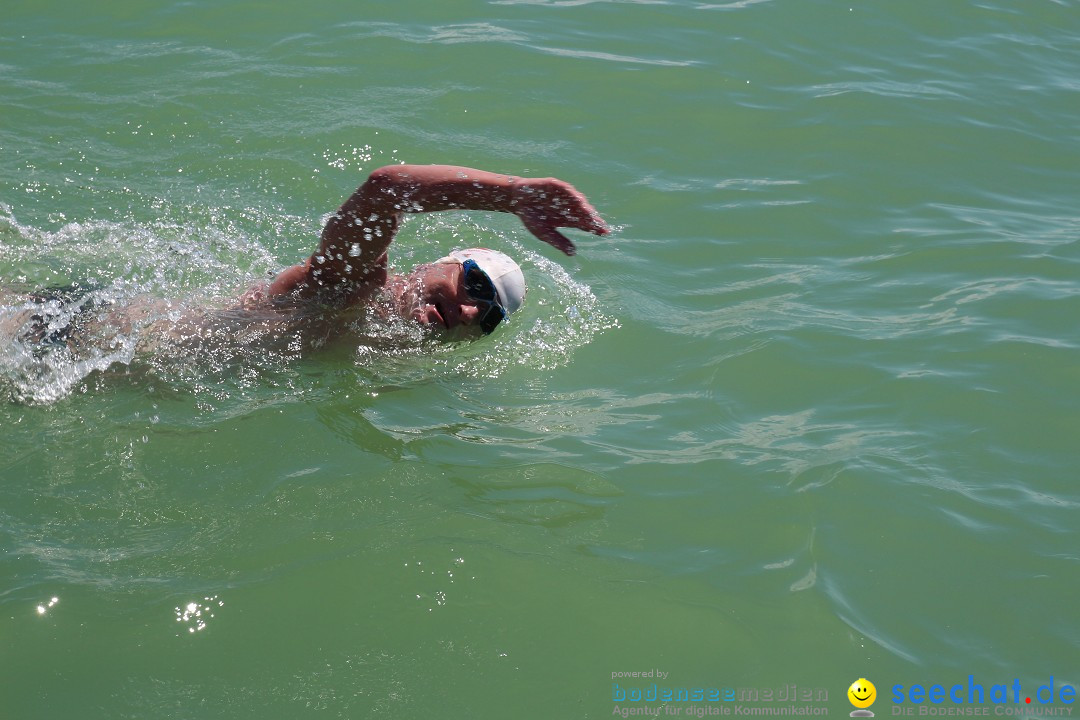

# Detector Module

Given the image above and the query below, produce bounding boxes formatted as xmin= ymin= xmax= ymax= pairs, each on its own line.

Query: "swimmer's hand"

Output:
xmin=512 ymin=178 xmax=610 ymax=256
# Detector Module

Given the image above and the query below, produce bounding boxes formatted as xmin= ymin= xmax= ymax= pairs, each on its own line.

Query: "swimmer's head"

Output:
xmin=401 ymin=248 xmax=526 ymax=334
xmin=440 ymin=248 xmax=526 ymax=317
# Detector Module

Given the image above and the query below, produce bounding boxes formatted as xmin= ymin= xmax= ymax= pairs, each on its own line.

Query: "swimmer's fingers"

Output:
xmin=560 ymin=204 xmax=609 ymax=237
xmin=549 ymin=185 xmax=609 ymax=236
xmin=514 ymin=178 xmax=609 ymax=255
xmin=519 ymin=209 xmax=578 ymax=255
xmin=568 ymin=194 xmax=610 ymax=237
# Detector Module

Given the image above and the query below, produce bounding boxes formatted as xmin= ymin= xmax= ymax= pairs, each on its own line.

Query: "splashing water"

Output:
xmin=0 ymin=200 xmax=287 ymax=404
xmin=0 ymin=205 xmax=617 ymax=406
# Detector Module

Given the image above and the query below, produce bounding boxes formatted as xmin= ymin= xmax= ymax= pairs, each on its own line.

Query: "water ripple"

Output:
xmin=532 ymin=45 xmax=698 ymax=67
xmin=811 ymin=79 xmax=966 ymax=100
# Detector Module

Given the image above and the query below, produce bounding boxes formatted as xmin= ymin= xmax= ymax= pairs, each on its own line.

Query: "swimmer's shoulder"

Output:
xmin=239 ymin=271 xmax=386 ymax=314
xmin=263 ymin=254 xmax=389 ymax=307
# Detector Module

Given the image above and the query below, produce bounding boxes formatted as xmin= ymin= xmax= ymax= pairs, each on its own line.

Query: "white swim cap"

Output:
xmin=441 ymin=248 xmax=527 ymax=315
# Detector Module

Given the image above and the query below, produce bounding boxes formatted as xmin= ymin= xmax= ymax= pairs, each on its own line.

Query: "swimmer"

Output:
xmin=240 ymin=163 xmax=609 ymax=334
xmin=1 ymin=164 xmax=609 ymax=354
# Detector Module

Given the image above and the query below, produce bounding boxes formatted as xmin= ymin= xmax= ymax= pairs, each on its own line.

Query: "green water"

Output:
xmin=3 ymin=1 xmax=1079 ymax=718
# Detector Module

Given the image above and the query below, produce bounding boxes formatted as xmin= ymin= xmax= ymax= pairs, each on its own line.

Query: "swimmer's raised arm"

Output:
xmin=351 ymin=165 xmax=610 ymax=254
xmin=269 ymin=165 xmax=608 ymax=302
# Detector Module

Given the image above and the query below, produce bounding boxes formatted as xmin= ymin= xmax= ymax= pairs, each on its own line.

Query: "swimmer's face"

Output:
xmin=399 ymin=263 xmax=488 ymax=336
xmin=848 ymin=679 xmax=876 ymax=709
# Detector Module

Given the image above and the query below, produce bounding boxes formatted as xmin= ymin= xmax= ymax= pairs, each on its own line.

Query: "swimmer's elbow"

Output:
xmin=358 ymin=165 xmax=418 ymax=210
xmin=365 ymin=165 xmax=398 ymax=187
xmin=365 ymin=165 xmax=418 ymax=192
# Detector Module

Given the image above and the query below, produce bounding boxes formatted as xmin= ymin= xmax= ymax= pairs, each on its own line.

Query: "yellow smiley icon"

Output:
xmin=848 ymin=678 xmax=877 ymax=709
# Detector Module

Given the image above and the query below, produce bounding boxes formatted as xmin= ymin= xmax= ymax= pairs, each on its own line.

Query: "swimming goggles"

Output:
xmin=461 ymin=258 xmax=507 ymax=334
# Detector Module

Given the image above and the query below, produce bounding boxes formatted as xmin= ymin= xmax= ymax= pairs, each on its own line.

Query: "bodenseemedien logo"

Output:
xmin=849 ymin=678 xmax=877 ymax=717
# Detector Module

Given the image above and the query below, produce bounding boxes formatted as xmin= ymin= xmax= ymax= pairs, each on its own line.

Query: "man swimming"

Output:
xmin=240 ymin=163 xmax=609 ymax=334
xmin=2 ymin=164 xmax=609 ymax=354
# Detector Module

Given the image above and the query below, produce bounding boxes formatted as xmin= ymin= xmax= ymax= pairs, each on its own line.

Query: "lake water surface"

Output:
xmin=2 ymin=1 xmax=1078 ymax=717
